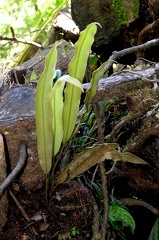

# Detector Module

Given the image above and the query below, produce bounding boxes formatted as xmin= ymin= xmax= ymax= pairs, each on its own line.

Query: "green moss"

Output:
xmin=111 ymin=0 xmax=139 ymax=29
xmin=131 ymin=0 xmax=140 ymax=19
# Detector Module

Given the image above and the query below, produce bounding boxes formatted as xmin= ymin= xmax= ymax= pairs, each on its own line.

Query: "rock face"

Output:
xmin=0 ymin=86 xmax=44 ymax=190
xmin=71 ymin=0 xmax=159 ymax=62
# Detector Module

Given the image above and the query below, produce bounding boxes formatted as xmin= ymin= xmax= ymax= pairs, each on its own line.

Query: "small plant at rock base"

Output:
xmin=35 ymin=22 xmax=103 ymax=190
xmin=70 ymin=226 xmax=80 ymax=237
xmin=35 ymin=21 xmax=148 ymax=239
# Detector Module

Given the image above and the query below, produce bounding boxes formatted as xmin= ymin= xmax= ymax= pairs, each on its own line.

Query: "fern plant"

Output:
xmin=35 ymin=22 xmax=147 ymax=193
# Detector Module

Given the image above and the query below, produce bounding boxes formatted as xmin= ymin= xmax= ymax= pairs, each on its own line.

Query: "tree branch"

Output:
xmin=0 ymin=27 xmax=45 ymax=50
xmin=102 ymin=38 xmax=159 ymax=76
xmin=120 ymin=198 xmax=159 ymax=215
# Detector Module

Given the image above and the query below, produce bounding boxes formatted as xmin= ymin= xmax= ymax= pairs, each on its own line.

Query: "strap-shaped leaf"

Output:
xmin=63 ymin=23 xmax=98 ymax=143
xmin=56 ymin=143 xmax=119 ymax=185
xmin=35 ymin=46 xmax=57 ymax=173
xmin=56 ymin=143 xmax=148 ymax=185
xmin=68 ymin=22 xmax=99 ymax=80
xmin=53 ymin=75 xmax=83 ymax=92
xmin=101 ymin=150 xmax=148 ymax=164
xmin=84 ymin=61 xmax=107 ymax=106
xmin=51 ymin=81 xmax=65 ymax=156
xmin=51 ymin=75 xmax=83 ymax=156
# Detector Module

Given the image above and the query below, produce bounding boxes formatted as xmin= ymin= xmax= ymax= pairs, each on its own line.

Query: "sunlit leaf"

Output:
xmin=30 ymin=70 xmax=38 ymax=80
xmin=51 ymin=75 xmax=83 ymax=156
xmin=53 ymin=75 xmax=83 ymax=92
xmin=84 ymin=61 xmax=107 ymax=107
xmin=63 ymin=22 xmax=99 ymax=143
xmin=68 ymin=22 xmax=100 ymax=81
xmin=51 ymin=81 xmax=64 ymax=156
xmin=77 ymin=61 xmax=108 ymax=123
xmin=35 ymin=45 xmax=57 ymax=173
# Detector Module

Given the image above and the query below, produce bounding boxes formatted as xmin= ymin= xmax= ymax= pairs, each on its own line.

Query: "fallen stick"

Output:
xmin=120 ymin=198 xmax=159 ymax=215
xmin=0 ymin=142 xmax=27 ymax=197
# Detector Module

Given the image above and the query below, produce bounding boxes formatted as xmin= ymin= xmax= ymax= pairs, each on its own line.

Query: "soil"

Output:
xmin=1 ymin=181 xmax=94 ymax=240
xmin=1 ymin=171 xmax=158 ymax=240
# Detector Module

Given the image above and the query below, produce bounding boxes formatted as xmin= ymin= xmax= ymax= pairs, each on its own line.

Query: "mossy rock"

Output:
xmin=71 ymin=0 xmax=140 ymax=47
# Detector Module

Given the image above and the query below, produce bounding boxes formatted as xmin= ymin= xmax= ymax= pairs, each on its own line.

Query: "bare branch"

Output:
xmin=102 ymin=38 xmax=159 ymax=76
xmin=0 ymin=27 xmax=45 ymax=50
xmin=120 ymin=198 xmax=159 ymax=215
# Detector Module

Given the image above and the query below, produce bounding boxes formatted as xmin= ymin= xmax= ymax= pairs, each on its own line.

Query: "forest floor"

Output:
xmin=2 ymin=180 xmax=94 ymax=240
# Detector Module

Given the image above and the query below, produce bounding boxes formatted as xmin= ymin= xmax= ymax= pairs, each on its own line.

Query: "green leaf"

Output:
xmin=51 ymin=81 xmax=65 ymax=156
xmin=92 ymin=182 xmax=103 ymax=201
xmin=68 ymin=22 xmax=99 ymax=81
xmin=30 ymin=70 xmax=38 ymax=81
xmin=56 ymin=143 xmax=118 ymax=185
xmin=35 ymin=45 xmax=57 ymax=173
xmin=62 ymin=22 xmax=99 ymax=144
xmin=50 ymin=75 xmax=83 ymax=156
xmin=54 ymin=75 xmax=83 ymax=92
xmin=84 ymin=61 xmax=107 ymax=107
xmin=77 ymin=61 xmax=108 ymax=123
xmin=148 ymin=217 xmax=159 ymax=240
xmin=110 ymin=195 xmax=128 ymax=210
xmin=89 ymin=54 xmax=99 ymax=67
xmin=109 ymin=205 xmax=135 ymax=234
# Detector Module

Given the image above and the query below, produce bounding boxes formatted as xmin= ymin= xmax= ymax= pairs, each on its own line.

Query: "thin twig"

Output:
xmin=107 ymin=120 xmax=125 ymax=143
xmin=93 ymin=103 xmax=109 ymax=240
xmin=92 ymin=200 xmax=102 ymax=240
xmin=9 ymin=189 xmax=38 ymax=238
xmin=99 ymin=162 xmax=109 ymax=240
xmin=120 ymin=198 xmax=159 ymax=215
xmin=106 ymin=162 xmax=117 ymax=176
xmin=102 ymin=38 xmax=159 ymax=76
xmin=107 ymin=102 xmax=154 ymax=143
xmin=0 ymin=142 xmax=27 ymax=197
xmin=0 ymin=27 xmax=45 ymax=49
xmin=91 ymin=164 xmax=99 ymax=187
xmin=114 ymin=69 xmax=159 ymax=83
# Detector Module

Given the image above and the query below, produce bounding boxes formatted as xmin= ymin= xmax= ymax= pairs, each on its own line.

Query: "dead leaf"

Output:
xmin=56 ymin=143 xmax=148 ymax=186
xmin=56 ymin=143 xmax=118 ymax=185
xmin=39 ymin=223 xmax=50 ymax=231
xmin=101 ymin=150 xmax=148 ymax=164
